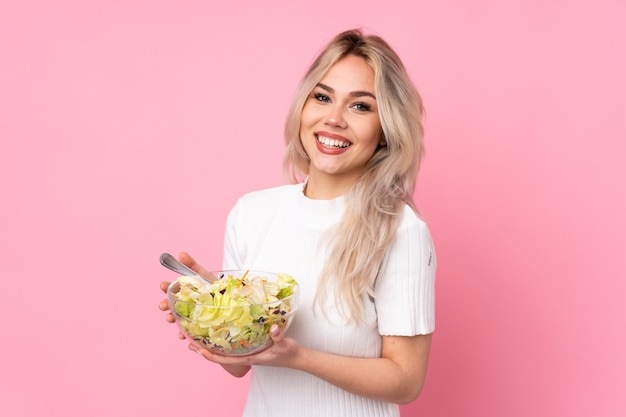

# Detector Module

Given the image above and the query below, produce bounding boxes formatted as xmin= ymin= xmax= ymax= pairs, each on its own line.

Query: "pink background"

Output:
xmin=1 ymin=1 xmax=624 ymax=416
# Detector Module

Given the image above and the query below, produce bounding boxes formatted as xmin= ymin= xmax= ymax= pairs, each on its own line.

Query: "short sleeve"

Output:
xmin=374 ymin=210 xmax=436 ymax=336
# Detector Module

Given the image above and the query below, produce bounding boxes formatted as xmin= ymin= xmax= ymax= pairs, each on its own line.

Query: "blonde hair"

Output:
xmin=283 ymin=29 xmax=425 ymax=321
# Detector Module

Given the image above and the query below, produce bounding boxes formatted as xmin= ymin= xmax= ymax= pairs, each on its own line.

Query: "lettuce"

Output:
xmin=171 ymin=272 xmax=297 ymax=355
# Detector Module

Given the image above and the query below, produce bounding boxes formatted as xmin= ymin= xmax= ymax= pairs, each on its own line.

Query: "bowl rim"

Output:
xmin=166 ymin=270 xmax=299 ymax=308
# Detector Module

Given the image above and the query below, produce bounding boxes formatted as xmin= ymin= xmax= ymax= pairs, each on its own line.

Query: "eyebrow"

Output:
xmin=316 ymin=83 xmax=376 ymax=100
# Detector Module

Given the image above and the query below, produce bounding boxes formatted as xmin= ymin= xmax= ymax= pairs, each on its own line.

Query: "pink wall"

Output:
xmin=1 ymin=1 xmax=624 ymax=416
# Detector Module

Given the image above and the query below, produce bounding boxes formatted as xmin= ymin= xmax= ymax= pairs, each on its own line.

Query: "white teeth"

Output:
xmin=317 ymin=135 xmax=350 ymax=148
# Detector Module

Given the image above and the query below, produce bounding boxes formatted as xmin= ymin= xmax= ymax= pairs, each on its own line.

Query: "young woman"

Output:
xmin=160 ymin=28 xmax=436 ymax=417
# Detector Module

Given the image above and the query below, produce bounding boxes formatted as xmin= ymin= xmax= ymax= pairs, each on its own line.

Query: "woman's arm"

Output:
xmin=190 ymin=325 xmax=432 ymax=404
xmin=298 ymin=333 xmax=432 ymax=404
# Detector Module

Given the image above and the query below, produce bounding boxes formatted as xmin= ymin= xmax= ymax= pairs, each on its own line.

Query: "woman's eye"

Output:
xmin=314 ymin=93 xmax=330 ymax=103
xmin=353 ymin=102 xmax=371 ymax=111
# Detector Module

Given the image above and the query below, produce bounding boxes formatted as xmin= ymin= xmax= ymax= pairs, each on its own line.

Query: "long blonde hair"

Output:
xmin=283 ymin=29 xmax=425 ymax=321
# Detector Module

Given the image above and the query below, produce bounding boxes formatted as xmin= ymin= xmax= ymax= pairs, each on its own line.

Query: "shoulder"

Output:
xmin=392 ymin=205 xmax=436 ymax=266
xmin=398 ymin=205 xmax=432 ymax=237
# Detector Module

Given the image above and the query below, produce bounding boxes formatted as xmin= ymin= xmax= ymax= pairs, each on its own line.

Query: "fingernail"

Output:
xmin=270 ymin=325 xmax=280 ymax=336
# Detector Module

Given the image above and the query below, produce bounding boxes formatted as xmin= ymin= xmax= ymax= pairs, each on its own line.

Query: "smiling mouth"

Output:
xmin=316 ymin=134 xmax=351 ymax=149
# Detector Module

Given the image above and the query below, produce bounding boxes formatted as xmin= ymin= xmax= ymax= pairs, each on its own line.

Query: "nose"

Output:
xmin=324 ymin=106 xmax=347 ymax=128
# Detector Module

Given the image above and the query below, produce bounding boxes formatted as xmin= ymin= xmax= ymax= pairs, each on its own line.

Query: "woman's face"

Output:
xmin=300 ymin=54 xmax=383 ymax=190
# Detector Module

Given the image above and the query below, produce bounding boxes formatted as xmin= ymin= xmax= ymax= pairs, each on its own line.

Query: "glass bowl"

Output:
xmin=167 ymin=270 xmax=299 ymax=356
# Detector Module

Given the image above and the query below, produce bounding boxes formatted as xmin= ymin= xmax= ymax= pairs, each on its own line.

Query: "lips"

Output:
xmin=314 ymin=133 xmax=352 ymax=155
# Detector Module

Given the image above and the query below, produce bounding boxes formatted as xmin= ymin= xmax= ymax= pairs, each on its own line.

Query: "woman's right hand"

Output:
xmin=158 ymin=281 xmax=177 ymax=325
xmin=159 ymin=252 xmax=211 ymax=332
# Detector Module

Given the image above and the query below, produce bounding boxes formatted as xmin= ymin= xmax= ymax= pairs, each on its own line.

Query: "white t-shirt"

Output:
xmin=222 ymin=183 xmax=436 ymax=417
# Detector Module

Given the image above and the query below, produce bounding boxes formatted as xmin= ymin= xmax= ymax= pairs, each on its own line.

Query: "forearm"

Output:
xmin=292 ymin=349 xmax=415 ymax=403
xmin=194 ymin=330 xmax=432 ymax=403
xmin=290 ymin=335 xmax=431 ymax=404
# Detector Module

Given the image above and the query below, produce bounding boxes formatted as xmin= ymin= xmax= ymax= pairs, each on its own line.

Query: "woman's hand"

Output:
xmin=176 ymin=252 xmax=212 ymax=278
xmin=158 ymin=252 xmax=206 ymax=326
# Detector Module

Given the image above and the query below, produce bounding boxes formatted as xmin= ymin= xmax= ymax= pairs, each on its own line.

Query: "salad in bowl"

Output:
xmin=167 ymin=270 xmax=299 ymax=356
